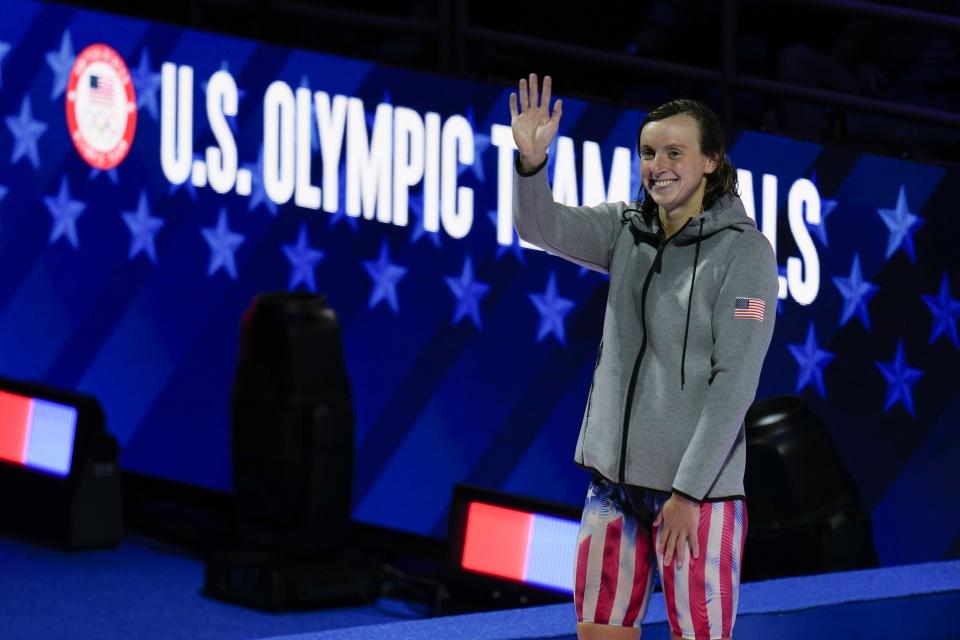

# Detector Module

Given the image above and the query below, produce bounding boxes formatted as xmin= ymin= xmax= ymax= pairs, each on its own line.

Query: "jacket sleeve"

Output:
xmin=513 ymin=156 xmax=624 ymax=273
xmin=671 ymin=231 xmax=779 ymax=502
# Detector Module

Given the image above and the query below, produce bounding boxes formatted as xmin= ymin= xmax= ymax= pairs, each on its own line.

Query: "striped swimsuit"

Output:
xmin=575 ymin=474 xmax=748 ymax=639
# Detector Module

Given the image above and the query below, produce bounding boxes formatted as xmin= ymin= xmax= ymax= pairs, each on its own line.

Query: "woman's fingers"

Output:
xmin=510 ymin=73 xmax=558 ymax=159
xmin=663 ymin=529 xmax=677 ymax=565
xmin=516 ymin=74 xmax=555 ymax=115
xmin=670 ymin=532 xmax=685 ymax=567
xmin=551 ymin=98 xmax=563 ymax=124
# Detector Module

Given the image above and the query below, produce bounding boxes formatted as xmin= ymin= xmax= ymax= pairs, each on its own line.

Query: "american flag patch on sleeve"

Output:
xmin=734 ymin=297 xmax=765 ymax=321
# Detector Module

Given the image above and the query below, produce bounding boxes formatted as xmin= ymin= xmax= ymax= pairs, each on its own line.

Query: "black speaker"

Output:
xmin=231 ymin=292 xmax=354 ymax=556
xmin=742 ymin=395 xmax=878 ymax=580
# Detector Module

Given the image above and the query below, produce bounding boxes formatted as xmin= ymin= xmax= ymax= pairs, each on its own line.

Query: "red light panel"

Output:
xmin=0 ymin=390 xmax=32 ymax=465
xmin=461 ymin=502 xmax=532 ymax=582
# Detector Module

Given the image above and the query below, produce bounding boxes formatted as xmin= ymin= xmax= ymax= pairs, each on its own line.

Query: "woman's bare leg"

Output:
xmin=577 ymin=621 xmax=641 ymax=639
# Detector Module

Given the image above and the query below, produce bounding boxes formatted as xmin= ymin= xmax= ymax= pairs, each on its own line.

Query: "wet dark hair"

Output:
xmin=635 ymin=98 xmax=738 ymax=217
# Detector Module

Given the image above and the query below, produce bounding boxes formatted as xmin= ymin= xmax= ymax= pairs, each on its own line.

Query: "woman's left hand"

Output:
xmin=653 ymin=493 xmax=700 ymax=568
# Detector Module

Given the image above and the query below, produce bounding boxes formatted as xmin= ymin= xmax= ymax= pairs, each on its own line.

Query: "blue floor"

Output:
xmin=0 ymin=536 xmax=425 ymax=640
xmin=3 ymin=534 xmax=959 ymax=640
xmin=260 ymin=587 xmax=960 ymax=640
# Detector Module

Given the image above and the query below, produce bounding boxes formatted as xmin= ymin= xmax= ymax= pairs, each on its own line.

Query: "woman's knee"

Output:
xmin=577 ymin=622 xmax=640 ymax=640
xmin=577 ymin=621 xmax=641 ymax=640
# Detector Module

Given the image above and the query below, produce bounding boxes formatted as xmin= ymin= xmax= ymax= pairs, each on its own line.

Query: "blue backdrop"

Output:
xmin=0 ymin=0 xmax=957 ymax=567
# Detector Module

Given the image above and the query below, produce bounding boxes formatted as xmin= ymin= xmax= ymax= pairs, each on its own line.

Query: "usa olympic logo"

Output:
xmin=65 ymin=43 xmax=137 ymax=170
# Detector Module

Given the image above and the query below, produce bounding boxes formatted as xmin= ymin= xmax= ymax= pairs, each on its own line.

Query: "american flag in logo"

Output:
xmin=89 ymin=74 xmax=114 ymax=106
xmin=734 ymin=296 xmax=765 ymax=321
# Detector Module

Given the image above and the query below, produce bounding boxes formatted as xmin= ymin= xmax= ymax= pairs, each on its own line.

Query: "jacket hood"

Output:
xmin=625 ymin=193 xmax=754 ymax=245
xmin=674 ymin=194 xmax=755 ymax=245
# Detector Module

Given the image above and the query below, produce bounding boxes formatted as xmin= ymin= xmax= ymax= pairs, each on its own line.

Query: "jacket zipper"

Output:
xmin=617 ymin=221 xmax=690 ymax=484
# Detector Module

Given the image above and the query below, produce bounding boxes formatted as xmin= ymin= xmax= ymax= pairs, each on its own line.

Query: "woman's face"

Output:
xmin=639 ymin=114 xmax=718 ymax=216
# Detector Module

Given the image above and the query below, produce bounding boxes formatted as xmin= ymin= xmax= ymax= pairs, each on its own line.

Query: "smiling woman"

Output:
xmin=510 ymin=74 xmax=778 ymax=640
xmin=639 ymin=114 xmax=718 ymax=236
xmin=636 ymin=99 xmax=740 ymax=240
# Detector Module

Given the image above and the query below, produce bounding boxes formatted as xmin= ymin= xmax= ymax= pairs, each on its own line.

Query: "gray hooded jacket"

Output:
xmin=514 ymin=159 xmax=777 ymax=502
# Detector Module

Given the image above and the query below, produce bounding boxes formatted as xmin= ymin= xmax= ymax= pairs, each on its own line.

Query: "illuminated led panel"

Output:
xmin=0 ymin=390 xmax=77 ymax=476
xmin=462 ymin=502 xmax=531 ymax=581
xmin=460 ymin=501 xmax=579 ymax=593
xmin=0 ymin=390 xmax=32 ymax=465
xmin=524 ymin=514 xmax=578 ymax=592
xmin=25 ymin=400 xmax=78 ymax=476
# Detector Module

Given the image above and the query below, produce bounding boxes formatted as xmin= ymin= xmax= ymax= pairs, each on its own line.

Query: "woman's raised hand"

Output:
xmin=509 ymin=73 xmax=562 ymax=172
